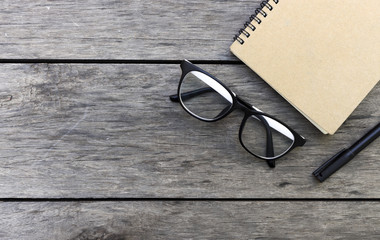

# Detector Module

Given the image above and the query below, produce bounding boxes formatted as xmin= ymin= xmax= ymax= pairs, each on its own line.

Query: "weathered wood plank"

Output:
xmin=0 ymin=64 xmax=379 ymax=198
xmin=0 ymin=201 xmax=379 ymax=239
xmin=0 ymin=0 xmax=261 ymax=60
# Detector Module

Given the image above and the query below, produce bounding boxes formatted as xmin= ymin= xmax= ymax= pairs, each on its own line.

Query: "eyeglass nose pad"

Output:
xmin=266 ymin=159 xmax=275 ymax=168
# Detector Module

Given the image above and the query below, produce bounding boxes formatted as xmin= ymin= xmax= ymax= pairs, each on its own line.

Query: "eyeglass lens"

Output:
xmin=179 ymin=71 xmax=233 ymax=121
xmin=240 ymin=115 xmax=295 ymax=159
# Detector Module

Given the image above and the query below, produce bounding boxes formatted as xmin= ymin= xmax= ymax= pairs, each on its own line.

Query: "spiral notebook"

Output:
xmin=230 ymin=0 xmax=380 ymax=134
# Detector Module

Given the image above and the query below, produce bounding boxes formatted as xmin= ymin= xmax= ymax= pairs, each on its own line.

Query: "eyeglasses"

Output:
xmin=170 ymin=60 xmax=306 ymax=168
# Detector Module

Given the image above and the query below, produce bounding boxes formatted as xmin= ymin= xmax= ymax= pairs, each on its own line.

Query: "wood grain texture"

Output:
xmin=1 ymin=1 xmax=378 ymax=238
xmin=0 ymin=0 xmax=261 ymax=60
xmin=0 ymin=201 xmax=379 ymax=240
xmin=0 ymin=63 xmax=379 ymax=198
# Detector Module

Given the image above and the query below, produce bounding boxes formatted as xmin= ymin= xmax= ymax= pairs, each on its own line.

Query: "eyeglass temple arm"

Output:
xmin=169 ymin=87 xmax=213 ymax=102
xmin=260 ymin=115 xmax=275 ymax=168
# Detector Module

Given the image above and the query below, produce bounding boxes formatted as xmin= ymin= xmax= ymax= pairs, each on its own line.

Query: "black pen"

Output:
xmin=313 ymin=122 xmax=380 ymax=182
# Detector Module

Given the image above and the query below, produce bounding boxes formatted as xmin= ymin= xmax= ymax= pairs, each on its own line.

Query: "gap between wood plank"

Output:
xmin=1 ymin=198 xmax=380 ymax=202
xmin=0 ymin=59 xmax=243 ymax=64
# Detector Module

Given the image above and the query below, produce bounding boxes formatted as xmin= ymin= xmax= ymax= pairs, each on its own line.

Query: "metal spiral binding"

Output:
xmin=233 ymin=0 xmax=279 ymax=45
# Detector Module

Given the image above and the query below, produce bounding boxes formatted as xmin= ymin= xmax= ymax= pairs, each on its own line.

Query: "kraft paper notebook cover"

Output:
xmin=230 ymin=0 xmax=380 ymax=134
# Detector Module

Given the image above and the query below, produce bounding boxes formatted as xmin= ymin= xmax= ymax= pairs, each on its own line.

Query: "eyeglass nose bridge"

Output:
xmin=235 ymin=95 xmax=259 ymax=113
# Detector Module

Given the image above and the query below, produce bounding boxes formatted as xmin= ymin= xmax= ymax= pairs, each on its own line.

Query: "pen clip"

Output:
xmin=312 ymin=148 xmax=347 ymax=182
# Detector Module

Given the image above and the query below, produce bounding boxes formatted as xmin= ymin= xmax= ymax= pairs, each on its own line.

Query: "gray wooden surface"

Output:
xmin=0 ymin=0 xmax=379 ymax=239
xmin=1 ymin=64 xmax=379 ymax=198
xmin=1 ymin=201 xmax=379 ymax=240
xmin=0 ymin=0 xmax=253 ymax=60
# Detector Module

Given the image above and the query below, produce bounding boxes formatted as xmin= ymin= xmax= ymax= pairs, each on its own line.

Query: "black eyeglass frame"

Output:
xmin=170 ymin=60 xmax=306 ymax=168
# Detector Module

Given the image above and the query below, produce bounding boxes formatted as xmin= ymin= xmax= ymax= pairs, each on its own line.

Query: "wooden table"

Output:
xmin=1 ymin=1 xmax=379 ymax=239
